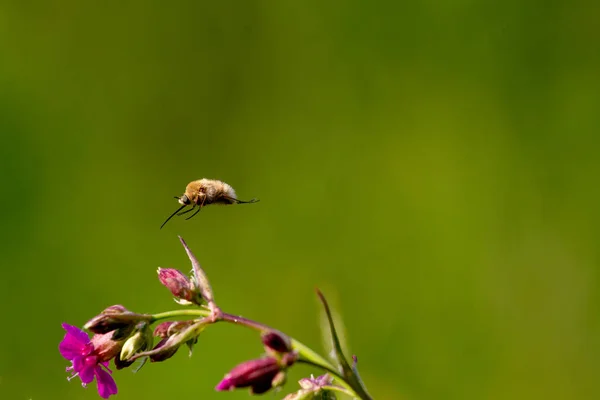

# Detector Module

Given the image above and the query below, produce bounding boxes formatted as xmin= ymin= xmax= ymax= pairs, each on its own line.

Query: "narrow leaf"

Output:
xmin=315 ymin=289 xmax=353 ymax=378
xmin=315 ymin=288 xmax=373 ymax=400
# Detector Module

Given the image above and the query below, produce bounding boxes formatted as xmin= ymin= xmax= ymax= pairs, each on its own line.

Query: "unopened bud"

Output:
xmin=262 ymin=330 xmax=292 ymax=354
xmin=120 ymin=324 xmax=153 ymax=362
xmin=104 ymin=305 xmax=128 ymax=314
xmin=285 ymin=352 xmax=298 ymax=365
xmin=84 ymin=305 xmax=149 ymax=339
xmin=153 ymin=320 xmax=195 ymax=338
xmin=89 ymin=331 xmax=125 ymax=363
xmin=114 ymin=353 xmax=135 ymax=370
xmin=149 ymin=338 xmax=179 ymax=362
xmin=148 ymin=319 xmax=206 ymax=363
xmin=153 ymin=321 xmax=176 ymax=338
xmin=157 ymin=268 xmax=202 ymax=305
xmin=149 ymin=320 xmax=196 ymax=362
xmin=216 ymin=353 xmax=298 ymax=395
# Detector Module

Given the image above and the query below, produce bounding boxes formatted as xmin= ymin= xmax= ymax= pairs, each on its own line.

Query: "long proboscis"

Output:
xmin=160 ymin=204 xmax=188 ymax=229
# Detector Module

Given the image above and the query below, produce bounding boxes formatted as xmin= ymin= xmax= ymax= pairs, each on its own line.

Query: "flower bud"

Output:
xmin=153 ymin=320 xmax=196 ymax=338
xmin=153 ymin=321 xmax=176 ymax=338
xmin=216 ymin=353 xmax=298 ymax=394
xmin=89 ymin=331 xmax=126 ymax=363
xmin=262 ymin=330 xmax=292 ymax=354
xmin=149 ymin=320 xmax=195 ymax=363
xmin=84 ymin=305 xmax=130 ymax=333
xmin=84 ymin=305 xmax=149 ymax=340
xmin=148 ymin=338 xmax=179 ymax=362
xmin=120 ymin=324 xmax=153 ymax=362
xmin=157 ymin=268 xmax=202 ymax=305
xmin=148 ymin=319 xmax=205 ymax=362
xmin=114 ymin=353 xmax=135 ymax=370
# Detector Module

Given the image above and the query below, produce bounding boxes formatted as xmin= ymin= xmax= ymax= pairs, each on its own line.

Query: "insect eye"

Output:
xmin=181 ymin=195 xmax=191 ymax=205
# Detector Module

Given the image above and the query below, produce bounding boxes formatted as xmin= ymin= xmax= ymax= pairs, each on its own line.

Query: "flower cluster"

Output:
xmin=59 ymin=305 xmax=153 ymax=398
xmin=59 ymin=237 xmax=371 ymax=399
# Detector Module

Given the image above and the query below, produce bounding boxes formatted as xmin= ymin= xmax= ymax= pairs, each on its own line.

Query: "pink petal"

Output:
xmin=78 ymin=356 xmax=98 ymax=384
xmin=62 ymin=323 xmax=91 ymax=344
xmin=59 ymin=324 xmax=91 ymax=360
xmin=59 ymin=340 xmax=84 ymax=360
xmin=215 ymin=377 xmax=234 ymax=391
xmin=95 ymin=367 xmax=118 ymax=399
xmin=100 ymin=361 xmax=111 ymax=371
xmin=71 ymin=355 xmax=84 ymax=373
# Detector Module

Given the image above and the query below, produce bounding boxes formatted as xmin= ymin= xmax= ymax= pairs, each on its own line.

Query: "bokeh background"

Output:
xmin=1 ymin=1 xmax=599 ymax=399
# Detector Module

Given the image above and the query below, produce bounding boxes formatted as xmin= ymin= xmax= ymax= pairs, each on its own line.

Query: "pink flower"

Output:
xmin=59 ymin=323 xmax=118 ymax=399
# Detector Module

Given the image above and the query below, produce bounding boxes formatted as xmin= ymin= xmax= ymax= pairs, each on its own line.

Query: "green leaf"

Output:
xmin=315 ymin=289 xmax=373 ymax=400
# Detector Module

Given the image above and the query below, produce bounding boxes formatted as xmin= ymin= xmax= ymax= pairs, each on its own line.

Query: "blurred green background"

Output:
xmin=1 ymin=1 xmax=599 ymax=399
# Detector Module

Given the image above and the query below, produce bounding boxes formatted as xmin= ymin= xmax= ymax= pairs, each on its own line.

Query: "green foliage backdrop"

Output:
xmin=1 ymin=1 xmax=598 ymax=399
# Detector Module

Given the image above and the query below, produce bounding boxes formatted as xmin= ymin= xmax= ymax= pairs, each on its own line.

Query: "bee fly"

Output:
xmin=160 ymin=179 xmax=259 ymax=229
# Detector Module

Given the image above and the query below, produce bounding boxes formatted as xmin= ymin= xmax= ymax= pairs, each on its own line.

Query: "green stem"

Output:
xmin=150 ymin=308 xmax=210 ymax=322
xmin=293 ymin=343 xmax=347 ymax=384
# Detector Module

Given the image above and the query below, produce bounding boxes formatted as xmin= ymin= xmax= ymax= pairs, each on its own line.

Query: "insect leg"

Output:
xmin=177 ymin=205 xmax=196 ymax=216
xmin=185 ymin=207 xmax=202 ymax=220
xmin=224 ymin=196 xmax=260 ymax=204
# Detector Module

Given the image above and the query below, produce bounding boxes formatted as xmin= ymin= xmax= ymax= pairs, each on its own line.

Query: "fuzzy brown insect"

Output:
xmin=161 ymin=179 xmax=259 ymax=229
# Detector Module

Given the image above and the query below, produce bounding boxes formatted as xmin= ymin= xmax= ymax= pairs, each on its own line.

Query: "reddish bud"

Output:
xmin=216 ymin=357 xmax=279 ymax=394
xmin=157 ymin=268 xmax=201 ymax=305
xmin=104 ymin=305 xmax=128 ymax=314
xmin=149 ymin=338 xmax=179 ymax=362
xmin=84 ymin=305 xmax=149 ymax=340
xmin=153 ymin=320 xmax=195 ymax=338
xmin=114 ymin=353 xmax=135 ymax=370
xmin=149 ymin=320 xmax=201 ymax=362
xmin=89 ymin=331 xmax=126 ymax=363
xmin=153 ymin=322 xmax=176 ymax=338
xmin=216 ymin=353 xmax=297 ymax=394
xmin=262 ymin=330 xmax=292 ymax=354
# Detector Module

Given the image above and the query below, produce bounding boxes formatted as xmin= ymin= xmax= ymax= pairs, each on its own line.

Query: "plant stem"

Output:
xmin=150 ymin=309 xmax=210 ymax=322
xmin=219 ymin=312 xmax=271 ymax=332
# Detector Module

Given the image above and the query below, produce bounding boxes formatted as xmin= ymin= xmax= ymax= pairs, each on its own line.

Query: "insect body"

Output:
xmin=160 ymin=179 xmax=259 ymax=229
